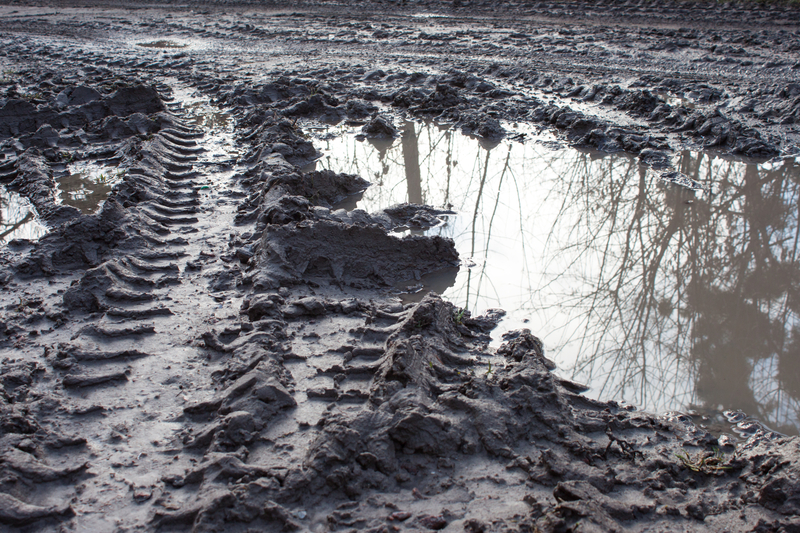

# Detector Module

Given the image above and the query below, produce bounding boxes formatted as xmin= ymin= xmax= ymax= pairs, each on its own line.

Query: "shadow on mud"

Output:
xmin=136 ymin=40 xmax=187 ymax=49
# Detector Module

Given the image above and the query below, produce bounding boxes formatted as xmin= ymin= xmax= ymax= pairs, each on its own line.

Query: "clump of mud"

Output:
xmin=230 ymin=113 xmax=459 ymax=290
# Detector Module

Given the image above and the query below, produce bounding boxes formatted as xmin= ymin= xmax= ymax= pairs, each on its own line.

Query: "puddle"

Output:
xmin=59 ymin=162 xmax=122 ymax=214
xmin=0 ymin=185 xmax=47 ymax=243
xmin=166 ymin=82 xmax=232 ymax=133
xmin=167 ymin=83 xmax=239 ymax=172
xmin=655 ymin=91 xmax=696 ymax=110
xmin=313 ymin=120 xmax=800 ymax=436
xmin=182 ymin=101 xmax=232 ymax=132
xmin=136 ymin=40 xmax=187 ymax=49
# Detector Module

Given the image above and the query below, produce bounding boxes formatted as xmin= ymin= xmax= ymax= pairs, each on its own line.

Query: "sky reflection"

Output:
xmin=315 ymin=121 xmax=800 ymax=436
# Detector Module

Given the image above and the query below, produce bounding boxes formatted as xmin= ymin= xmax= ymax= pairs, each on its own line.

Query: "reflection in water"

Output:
xmin=182 ymin=101 xmax=232 ymax=132
xmin=59 ymin=162 xmax=121 ymax=214
xmin=396 ymin=267 xmax=461 ymax=303
xmin=317 ymin=122 xmax=800 ymax=436
xmin=402 ymin=122 xmax=423 ymax=205
xmin=136 ymin=40 xmax=187 ymax=49
xmin=0 ymin=185 xmax=47 ymax=243
xmin=173 ymin=87 xmax=239 ymax=170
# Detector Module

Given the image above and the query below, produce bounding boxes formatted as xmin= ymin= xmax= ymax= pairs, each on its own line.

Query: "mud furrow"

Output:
xmin=0 ymin=76 xmax=244 ymax=529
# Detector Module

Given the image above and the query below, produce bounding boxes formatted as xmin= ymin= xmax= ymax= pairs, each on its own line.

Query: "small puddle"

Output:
xmin=656 ymin=91 xmax=696 ymax=110
xmin=168 ymin=83 xmax=239 ymax=173
xmin=182 ymin=101 xmax=232 ymax=132
xmin=58 ymin=162 xmax=122 ymax=214
xmin=136 ymin=40 xmax=187 ymax=49
xmin=313 ymin=120 xmax=800 ymax=437
xmin=0 ymin=185 xmax=47 ymax=243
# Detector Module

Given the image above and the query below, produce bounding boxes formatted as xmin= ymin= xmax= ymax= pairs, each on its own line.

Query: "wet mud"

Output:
xmin=1 ymin=1 xmax=800 ymax=532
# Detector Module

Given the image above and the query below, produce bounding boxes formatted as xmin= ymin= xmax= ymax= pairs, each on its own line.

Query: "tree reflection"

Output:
xmin=0 ymin=186 xmax=46 ymax=243
xmin=559 ymin=150 xmax=800 ymax=435
xmin=401 ymin=121 xmax=422 ymax=205
xmin=317 ymin=124 xmax=800 ymax=435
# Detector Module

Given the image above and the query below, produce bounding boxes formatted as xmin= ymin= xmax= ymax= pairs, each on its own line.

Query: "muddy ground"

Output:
xmin=1 ymin=0 xmax=800 ymax=531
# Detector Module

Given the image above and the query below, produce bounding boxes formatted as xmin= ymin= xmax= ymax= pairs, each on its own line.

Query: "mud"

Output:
xmin=1 ymin=1 xmax=800 ymax=532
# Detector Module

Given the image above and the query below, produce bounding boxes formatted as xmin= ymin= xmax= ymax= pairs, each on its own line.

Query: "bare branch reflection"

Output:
xmin=0 ymin=185 xmax=47 ymax=243
xmin=317 ymin=124 xmax=800 ymax=435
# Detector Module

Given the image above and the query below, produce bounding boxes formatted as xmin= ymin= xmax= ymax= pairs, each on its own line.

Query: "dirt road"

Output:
xmin=1 ymin=1 xmax=800 ymax=531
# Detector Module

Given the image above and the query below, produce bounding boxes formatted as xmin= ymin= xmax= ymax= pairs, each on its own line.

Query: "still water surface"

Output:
xmin=59 ymin=161 xmax=121 ymax=214
xmin=314 ymin=120 xmax=800 ymax=436
xmin=0 ymin=185 xmax=47 ymax=243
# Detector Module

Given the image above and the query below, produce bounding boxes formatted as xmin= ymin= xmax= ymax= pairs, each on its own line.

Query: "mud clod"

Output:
xmin=0 ymin=493 xmax=74 ymax=526
xmin=362 ymin=115 xmax=399 ymax=139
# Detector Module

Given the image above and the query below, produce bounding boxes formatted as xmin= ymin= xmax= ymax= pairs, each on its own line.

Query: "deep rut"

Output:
xmin=1 ymin=80 xmax=410 ymax=529
xmin=0 ymin=83 xmax=253 ymax=528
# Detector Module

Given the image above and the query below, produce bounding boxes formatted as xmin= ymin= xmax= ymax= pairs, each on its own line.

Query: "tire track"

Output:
xmin=0 ymin=73 xmax=254 ymax=527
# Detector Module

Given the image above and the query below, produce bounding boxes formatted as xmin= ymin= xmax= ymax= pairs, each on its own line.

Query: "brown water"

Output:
xmin=136 ymin=40 xmax=187 ymax=49
xmin=58 ymin=162 xmax=121 ymax=214
xmin=314 ymin=120 xmax=800 ymax=436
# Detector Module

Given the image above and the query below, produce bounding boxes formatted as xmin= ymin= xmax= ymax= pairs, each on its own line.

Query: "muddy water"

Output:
xmin=136 ymin=40 xmax=187 ymax=49
xmin=168 ymin=84 xmax=239 ymax=172
xmin=58 ymin=162 xmax=121 ymax=214
xmin=0 ymin=185 xmax=47 ymax=243
xmin=314 ymin=121 xmax=800 ymax=436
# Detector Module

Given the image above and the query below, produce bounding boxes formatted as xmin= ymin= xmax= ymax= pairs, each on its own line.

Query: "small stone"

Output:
xmin=389 ymin=511 xmax=412 ymax=521
xmin=464 ymin=518 xmax=487 ymax=533
xmin=133 ymin=487 xmax=152 ymax=503
xmin=17 ymin=439 xmax=36 ymax=452
xmin=418 ymin=515 xmax=447 ymax=530
xmin=236 ymin=245 xmax=254 ymax=263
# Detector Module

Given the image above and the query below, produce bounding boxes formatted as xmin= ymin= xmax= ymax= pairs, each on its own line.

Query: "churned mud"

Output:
xmin=2 ymin=1 xmax=800 ymax=532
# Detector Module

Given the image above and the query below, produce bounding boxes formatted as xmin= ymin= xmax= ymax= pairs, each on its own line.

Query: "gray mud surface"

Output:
xmin=1 ymin=1 xmax=800 ymax=531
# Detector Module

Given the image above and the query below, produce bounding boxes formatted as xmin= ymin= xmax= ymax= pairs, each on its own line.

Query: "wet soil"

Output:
xmin=2 ymin=1 xmax=800 ymax=532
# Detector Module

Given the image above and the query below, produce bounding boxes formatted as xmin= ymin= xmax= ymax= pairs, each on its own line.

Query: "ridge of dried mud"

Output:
xmin=1 ymin=2 xmax=800 ymax=532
